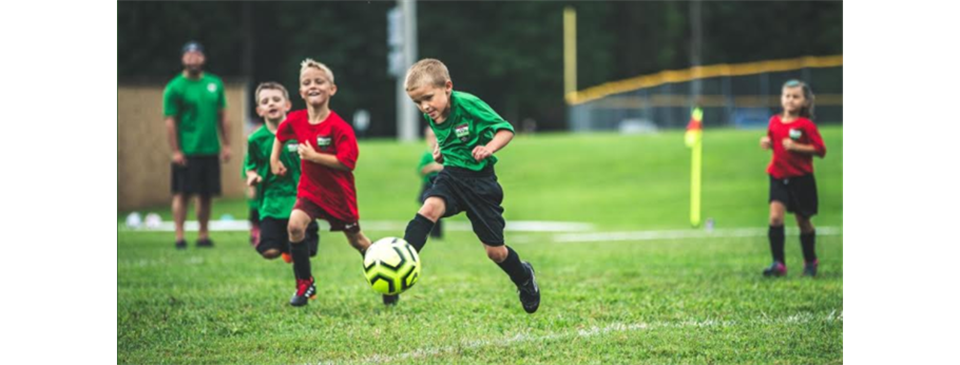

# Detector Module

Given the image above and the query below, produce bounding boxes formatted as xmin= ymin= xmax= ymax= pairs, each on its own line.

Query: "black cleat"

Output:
xmin=175 ymin=239 xmax=187 ymax=250
xmin=196 ymin=238 xmax=214 ymax=248
xmin=803 ymin=259 xmax=819 ymax=277
xmin=517 ymin=262 xmax=540 ymax=314
xmin=762 ymin=261 xmax=787 ymax=277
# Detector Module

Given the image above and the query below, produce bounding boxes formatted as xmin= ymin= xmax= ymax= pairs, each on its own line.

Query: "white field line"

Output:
xmin=543 ymin=226 xmax=842 ymax=243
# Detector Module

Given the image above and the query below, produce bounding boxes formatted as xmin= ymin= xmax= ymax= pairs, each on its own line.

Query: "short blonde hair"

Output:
xmin=405 ymin=58 xmax=450 ymax=91
xmin=300 ymin=58 xmax=335 ymax=84
xmin=254 ymin=82 xmax=289 ymax=101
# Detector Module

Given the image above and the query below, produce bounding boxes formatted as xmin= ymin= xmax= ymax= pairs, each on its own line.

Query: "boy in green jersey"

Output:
xmin=399 ymin=59 xmax=540 ymax=313
xmin=243 ymin=82 xmax=319 ymax=263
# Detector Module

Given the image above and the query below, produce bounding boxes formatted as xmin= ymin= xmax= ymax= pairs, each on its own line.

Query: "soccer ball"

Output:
xmin=362 ymin=237 xmax=421 ymax=295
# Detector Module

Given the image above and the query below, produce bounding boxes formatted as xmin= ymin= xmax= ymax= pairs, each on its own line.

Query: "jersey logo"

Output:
xmin=207 ymin=83 xmax=218 ymax=93
xmin=455 ymin=123 xmax=470 ymax=142
xmin=285 ymin=140 xmax=298 ymax=153
xmin=788 ymin=128 xmax=802 ymax=140
xmin=317 ymin=136 xmax=332 ymax=150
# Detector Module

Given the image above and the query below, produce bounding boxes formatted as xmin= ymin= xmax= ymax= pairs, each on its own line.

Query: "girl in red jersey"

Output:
xmin=759 ymin=80 xmax=827 ymax=277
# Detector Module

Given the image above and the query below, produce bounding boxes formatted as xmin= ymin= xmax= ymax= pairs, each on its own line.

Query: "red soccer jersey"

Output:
xmin=766 ymin=115 xmax=827 ymax=179
xmin=275 ymin=110 xmax=359 ymax=222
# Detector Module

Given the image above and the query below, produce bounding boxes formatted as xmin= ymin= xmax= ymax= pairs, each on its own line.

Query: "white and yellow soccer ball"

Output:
xmin=362 ymin=237 xmax=421 ymax=295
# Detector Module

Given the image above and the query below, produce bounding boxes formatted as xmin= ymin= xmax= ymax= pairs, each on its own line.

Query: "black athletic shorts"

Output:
xmin=256 ymin=217 xmax=319 ymax=257
xmin=424 ymin=165 xmax=505 ymax=245
xmin=769 ymin=174 xmax=818 ymax=218
xmin=171 ymin=155 xmax=222 ymax=197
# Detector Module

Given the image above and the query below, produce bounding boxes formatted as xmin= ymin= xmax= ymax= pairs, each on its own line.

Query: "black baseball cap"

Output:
xmin=181 ymin=41 xmax=204 ymax=55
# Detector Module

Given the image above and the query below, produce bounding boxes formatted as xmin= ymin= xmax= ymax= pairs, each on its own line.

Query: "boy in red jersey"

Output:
xmin=270 ymin=59 xmax=373 ymax=306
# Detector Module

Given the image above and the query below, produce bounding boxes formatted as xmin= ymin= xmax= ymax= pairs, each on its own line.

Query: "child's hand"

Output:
xmin=271 ymin=160 xmax=287 ymax=176
xmin=781 ymin=138 xmax=797 ymax=151
xmin=246 ymin=172 xmax=262 ymax=187
xmin=246 ymin=186 xmax=257 ymax=199
xmin=220 ymin=147 xmax=232 ymax=163
xmin=472 ymin=145 xmax=493 ymax=161
xmin=172 ymin=151 xmax=187 ymax=166
xmin=432 ymin=144 xmax=444 ymax=164
xmin=760 ymin=136 xmax=771 ymax=150
xmin=298 ymin=142 xmax=318 ymax=161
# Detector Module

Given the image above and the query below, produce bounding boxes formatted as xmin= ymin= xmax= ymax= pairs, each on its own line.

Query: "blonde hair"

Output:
xmin=405 ymin=58 xmax=450 ymax=91
xmin=254 ymin=82 xmax=289 ymax=101
xmin=300 ymin=58 xmax=335 ymax=84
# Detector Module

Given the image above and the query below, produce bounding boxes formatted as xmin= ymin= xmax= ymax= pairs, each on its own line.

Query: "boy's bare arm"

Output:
xmin=270 ymin=138 xmax=287 ymax=176
xmin=245 ymin=170 xmax=262 ymax=186
xmin=472 ymin=129 xmax=514 ymax=161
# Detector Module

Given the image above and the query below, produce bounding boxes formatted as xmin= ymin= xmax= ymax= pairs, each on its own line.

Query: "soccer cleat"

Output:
xmin=281 ymin=252 xmax=293 ymax=264
xmin=196 ymin=238 xmax=214 ymax=248
xmin=517 ymin=262 xmax=540 ymax=314
xmin=175 ymin=239 xmax=187 ymax=250
xmin=803 ymin=259 xmax=819 ymax=277
xmin=762 ymin=261 xmax=787 ymax=277
xmin=290 ymin=277 xmax=317 ymax=307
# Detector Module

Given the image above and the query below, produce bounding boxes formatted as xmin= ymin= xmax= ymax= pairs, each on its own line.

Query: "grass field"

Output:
xmin=118 ymin=126 xmax=843 ymax=364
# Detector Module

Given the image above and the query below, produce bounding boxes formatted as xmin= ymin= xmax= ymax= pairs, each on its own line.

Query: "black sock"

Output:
xmin=800 ymin=230 xmax=817 ymax=263
xmin=769 ymin=225 xmax=785 ymax=264
xmin=404 ymin=214 xmax=434 ymax=253
xmin=291 ymin=240 xmax=312 ymax=280
xmin=497 ymin=246 xmax=531 ymax=286
xmin=430 ymin=218 xmax=443 ymax=238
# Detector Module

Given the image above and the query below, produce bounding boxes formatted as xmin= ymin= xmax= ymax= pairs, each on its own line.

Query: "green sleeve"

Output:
xmin=217 ymin=79 xmax=227 ymax=109
xmin=162 ymin=82 xmax=179 ymax=117
xmin=243 ymin=138 xmax=258 ymax=178
xmin=417 ymin=150 xmax=434 ymax=176
xmin=472 ymin=98 xmax=514 ymax=134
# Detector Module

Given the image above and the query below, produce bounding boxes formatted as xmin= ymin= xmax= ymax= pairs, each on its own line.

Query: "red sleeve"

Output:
xmin=334 ymin=122 xmax=359 ymax=171
xmin=275 ymin=117 xmax=296 ymax=142
xmin=805 ymin=121 xmax=827 ymax=158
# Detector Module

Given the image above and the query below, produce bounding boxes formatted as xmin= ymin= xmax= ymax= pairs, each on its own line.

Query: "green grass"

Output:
xmin=118 ymin=127 xmax=842 ymax=364
xmin=122 ymin=126 xmax=842 ymax=231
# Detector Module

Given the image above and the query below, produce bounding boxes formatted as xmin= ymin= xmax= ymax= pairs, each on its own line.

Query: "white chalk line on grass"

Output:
xmin=118 ymin=220 xmax=596 ymax=233
xmin=517 ymin=226 xmax=842 ymax=244
xmin=319 ymin=312 xmax=838 ymax=365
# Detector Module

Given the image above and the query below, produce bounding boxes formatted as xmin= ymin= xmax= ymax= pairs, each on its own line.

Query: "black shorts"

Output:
xmin=256 ymin=217 xmax=319 ymax=257
xmin=418 ymin=176 xmax=439 ymax=203
xmin=769 ymin=174 xmax=818 ymax=218
xmin=424 ymin=166 xmax=505 ymax=245
xmin=171 ymin=155 xmax=222 ymax=197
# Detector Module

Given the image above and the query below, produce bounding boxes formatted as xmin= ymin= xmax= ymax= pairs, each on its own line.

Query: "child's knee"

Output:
xmin=485 ymin=245 xmax=508 ymax=263
xmin=261 ymin=249 xmax=280 ymax=259
xmin=418 ymin=198 xmax=445 ymax=221
xmin=288 ymin=223 xmax=305 ymax=240
xmin=769 ymin=210 xmax=785 ymax=226
xmin=769 ymin=216 xmax=785 ymax=226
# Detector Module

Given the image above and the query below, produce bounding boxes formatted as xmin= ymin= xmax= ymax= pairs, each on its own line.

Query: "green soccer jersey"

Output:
xmin=243 ymin=125 xmax=301 ymax=219
xmin=163 ymin=73 xmax=227 ymax=156
xmin=426 ymin=91 xmax=515 ymax=171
